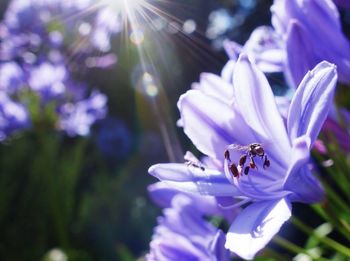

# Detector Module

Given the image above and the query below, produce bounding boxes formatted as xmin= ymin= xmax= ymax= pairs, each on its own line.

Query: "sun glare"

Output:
xmin=99 ymin=0 xmax=147 ymax=14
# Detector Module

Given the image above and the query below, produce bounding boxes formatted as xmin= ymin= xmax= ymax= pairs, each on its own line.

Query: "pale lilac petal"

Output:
xmin=302 ymin=0 xmax=341 ymax=37
xmin=233 ymin=54 xmax=290 ymax=159
xmin=148 ymin=182 xmax=227 ymax=216
xmin=244 ymin=26 xmax=285 ymax=73
xmin=272 ymin=0 xmax=341 ymax=35
xmin=178 ymin=90 xmax=255 ymax=160
xmin=230 ymin=165 xmax=292 ymax=201
xmin=287 ymin=61 xmax=337 ymax=145
xmin=223 ymin=40 xmax=242 ymax=61
xmin=286 ymin=166 xmax=324 ymax=203
xmin=192 ymin=73 xmax=234 ymax=102
xmin=286 ymin=21 xmax=319 ymax=87
xmin=148 ymin=163 xmax=240 ymax=197
xmin=255 ymin=49 xmax=285 ymax=73
xmin=273 ymin=0 xmax=350 ymax=84
xmin=221 ymin=60 xmax=235 ymax=84
xmin=275 ymin=96 xmax=291 ymax=121
xmin=225 ymin=198 xmax=292 ymax=260
xmin=162 ymin=195 xmax=215 ymax=238
xmin=210 ymin=230 xmax=230 ymax=261
xmin=284 ymin=135 xmax=324 ymax=203
xmin=271 ymin=0 xmax=294 ymax=34
xmin=224 ymin=27 xmax=285 ymax=73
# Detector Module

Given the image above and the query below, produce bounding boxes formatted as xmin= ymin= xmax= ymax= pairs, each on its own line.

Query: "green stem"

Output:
xmin=273 ymin=236 xmax=329 ymax=261
xmin=311 ymin=204 xmax=350 ymax=242
xmin=320 ymin=179 xmax=350 ymax=217
xmin=264 ymin=248 xmax=290 ymax=261
xmin=292 ymin=217 xmax=350 ymax=257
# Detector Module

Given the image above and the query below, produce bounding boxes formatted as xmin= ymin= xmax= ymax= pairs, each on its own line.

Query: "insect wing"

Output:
xmin=227 ymin=144 xmax=249 ymax=152
xmin=184 ymin=151 xmax=200 ymax=164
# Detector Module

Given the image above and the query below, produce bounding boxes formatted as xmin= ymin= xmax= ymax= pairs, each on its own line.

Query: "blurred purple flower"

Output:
xmin=0 ymin=62 xmax=25 ymax=93
xmin=0 ymin=93 xmax=30 ymax=140
xmin=149 ymin=55 xmax=337 ymax=259
xmin=91 ymin=6 xmax=122 ymax=52
xmin=28 ymin=62 xmax=67 ymax=101
xmin=271 ymin=0 xmax=350 ymax=86
xmin=0 ymin=0 xmax=113 ymax=139
xmin=58 ymin=90 xmax=107 ymax=137
xmin=147 ymin=193 xmax=230 ymax=261
xmin=1 ymin=0 xmax=121 ymax=64
xmin=323 ymin=117 xmax=350 ymax=152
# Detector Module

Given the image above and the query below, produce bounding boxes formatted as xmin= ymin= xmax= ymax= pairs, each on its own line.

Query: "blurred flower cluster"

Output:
xmin=0 ymin=0 xmax=123 ymax=140
xmin=148 ymin=0 xmax=350 ymax=260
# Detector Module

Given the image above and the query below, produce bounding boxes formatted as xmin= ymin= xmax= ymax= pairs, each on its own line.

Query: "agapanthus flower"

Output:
xmin=149 ymin=178 xmax=239 ymax=223
xmin=0 ymin=0 xmax=112 ymax=139
xmin=223 ymin=26 xmax=285 ymax=73
xmin=149 ymin=54 xmax=337 ymax=259
xmin=0 ymin=62 xmax=25 ymax=93
xmin=58 ymin=90 xmax=107 ymax=137
xmin=333 ymin=0 xmax=350 ymax=9
xmin=28 ymin=62 xmax=67 ymax=101
xmin=0 ymin=93 xmax=30 ymax=141
xmin=1 ymin=0 xmax=120 ymax=64
xmin=323 ymin=114 xmax=350 ymax=153
xmin=223 ymin=0 xmax=350 ymax=88
xmin=90 ymin=6 xmax=122 ymax=52
xmin=271 ymin=0 xmax=350 ymax=86
xmin=147 ymin=190 xmax=230 ymax=261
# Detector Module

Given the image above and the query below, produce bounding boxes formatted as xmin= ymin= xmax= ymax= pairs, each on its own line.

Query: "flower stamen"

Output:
xmin=225 ymin=143 xmax=270 ymax=178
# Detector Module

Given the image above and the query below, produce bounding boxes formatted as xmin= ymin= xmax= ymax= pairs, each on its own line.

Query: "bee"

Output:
xmin=184 ymin=151 xmax=205 ymax=171
xmin=224 ymin=143 xmax=270 ymax=178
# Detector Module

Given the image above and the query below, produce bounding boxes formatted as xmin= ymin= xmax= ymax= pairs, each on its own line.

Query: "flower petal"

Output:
xmin=225 ymin=198 xmax=292 ymax=260
xmin=223 ymin=40 xmax=242 ymax=61
xmin=334 ymin=0 xmax=350 ymax=9
xmin=244 ymin=26 xmax=285 ymax=73
xmin=148 ymin=182 xmax=234 ymax=218
xmin=224 ymin=27 xmax=285 ymax=73
xmin=284 ymin=135 xmax=324 ymax=203
xmin=210 ymin=230 xmax=231 ymax=261
xmin=178 ymin=89 xmax=255 ymax=160
xmin=149 ymin=163 xmax=240 ymax=197
xmin=192 ymin=73 xmax=234 ymax=102
xmin=287 ymin=61 xmax=337 ymax=146
xmin=233 ymin=54 xmax=290 ymax=159
xmin=221 ymin=60 xmax=236 ymax=84
xmin=286 ymin=21 xmax=319 ymax=87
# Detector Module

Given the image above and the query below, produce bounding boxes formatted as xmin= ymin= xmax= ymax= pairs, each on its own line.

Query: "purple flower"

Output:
xmin=1 ymin=0 xmax=120 ymax=64
xmin=0 ymin=92 xmax=30 ymax=140
xmin=333 ymin=0 xmax=350 ymax=9
xmin=28 ymin=62 xmax=67 ymax=101
xmin=147 ymin=193 xmax=230 ymax=261
xmin=90 ymin=6 xmax=122 ymax=52
xmin=0 ymin=62 xmax=25 ymax=93
xmin=271 ymin=0 xmax=350 ymax=86
xmin=323 ymin=117 xmax=350 ymax=152
xmin=58 ymin=90 xmax=107 ymax=137
xmin=149 ymin=55 xmax=337 ymax=259
xmin=149 ymin=181 xmax=239 ymax=223
xmin=0 ymin=0 xmax=111 ymax=139
xmin=223 ymin=26 xmax=285 ymax=73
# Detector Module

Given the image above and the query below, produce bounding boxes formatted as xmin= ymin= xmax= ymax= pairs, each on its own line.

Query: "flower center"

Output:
xmin=224 ymin=143 xmax=270 ymax=178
